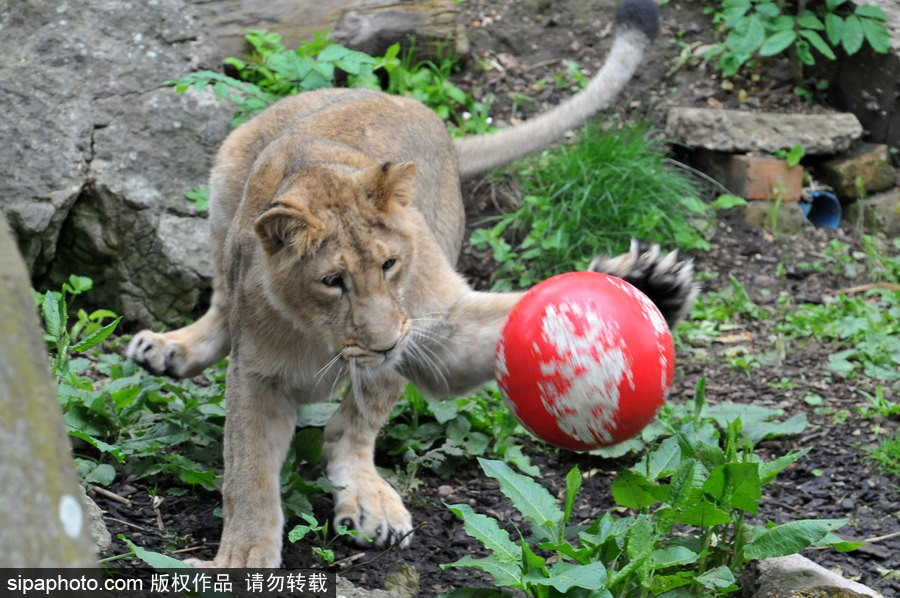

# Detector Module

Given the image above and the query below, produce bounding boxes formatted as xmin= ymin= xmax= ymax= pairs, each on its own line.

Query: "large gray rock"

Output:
xmin=0 ymin=0 xmax=232 ymax=327
xmin=665 ymin=108 xmax=863 ymax=155
xmin=751 ymin=554 xmax=884 ymax=598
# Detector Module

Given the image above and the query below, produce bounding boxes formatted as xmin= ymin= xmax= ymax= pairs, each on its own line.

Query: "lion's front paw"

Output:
xmin=333 ymin=474 xmax=413 ymax=548
xmin=126 ymin=331 xmax=188 ymax=378
xmin=589 ymin=239 xmax=698 ymax=328
xmin=184 ymin=537 xmax=281 ymax=568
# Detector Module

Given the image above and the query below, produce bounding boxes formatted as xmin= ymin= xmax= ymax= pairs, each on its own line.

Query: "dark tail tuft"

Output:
xmin=615 ymin=0 xmax=660 ymax=40
xmin=589 ymin=239 xmax=698 ymax=329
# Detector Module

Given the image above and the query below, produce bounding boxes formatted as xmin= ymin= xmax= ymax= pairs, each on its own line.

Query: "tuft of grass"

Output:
xmin=470 ymin=120 xmax=710 ymax=290
xmin=868 ymin=431 xmax=900 ymax=477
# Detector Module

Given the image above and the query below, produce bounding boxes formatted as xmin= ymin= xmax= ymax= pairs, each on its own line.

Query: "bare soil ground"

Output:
xmin=98 ymin=1 xmax=900 ymax=596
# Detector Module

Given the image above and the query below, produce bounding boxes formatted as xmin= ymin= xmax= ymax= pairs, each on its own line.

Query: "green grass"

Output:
xmin=470 ymin=120 xmax=712 ymax=290
xmin=868 ymin=431 xmax=900 ymax=477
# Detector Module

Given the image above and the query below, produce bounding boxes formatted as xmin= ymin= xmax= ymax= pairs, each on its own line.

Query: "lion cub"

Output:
xmin=128 ymin=0 xmax=694 ymax=567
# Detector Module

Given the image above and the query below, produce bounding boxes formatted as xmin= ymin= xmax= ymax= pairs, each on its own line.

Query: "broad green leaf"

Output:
xmin=671 ymin=498 xmax=732 ymax=526
xmin=712 ymin=194 xmax=748 ymax=209
xmin=695 ymin=565 xmax=736 ymax=589
xmin=645 ymin=435 xmax=681 ymax=480
xmin=479 ymin=458 xmax=562 ymax=538
xmin=440 ymin=589 xmax=507 ymax=598
xmin=424 ymin=394 xmax=458 ymax=424
xmin=667 ymin=457 xmax=709 ymax=509
xmin=825 ymin=13 xmax=844 ymax=45
xmin=744 ymin=519 xmax=848 ymax=560
xmin=627 ymin=515 xmax=654 ymax=560
xmin=800 ymin=29 xmax=837 ymax=59
xmin=447 ymin=503 xmax=520 ymax=564
xmin=826 ymin=0 xmax=848 ymax=10
xmin=861 ymin=17 xmax=892 ymax=53
xmin=797 ymin=12 xmax=825 ymax=30
xmin=817 ymin=531 xmax=865 ymax=553
xmin=731 ymin=14 xmax=767 ymax=54
xmin=68 ymin=429 xmax=125 ymax=463
xmin=82 ymin=462 xmax=117 ymax=486
xmin=703 ymin=462 xmax=761 ymax=513
xmin=444 ymin=555 xmax=522 ymax=588
xmin=759 ymin=447 xmax=811 ymax=485
xmin=41 ymin=291 xmax=62 ymax=338
xmin=524 ymin=561 xmax=609 ymax=593
xmin=296 ymin=401 xmax=340 ymax=427
xmin=796 ymin=39 xmax=816 ymax=65
xmin=122 ymin=537 xmax=193 ymax=569
xmin=650 ymin=545 xmax=700 ymax=568
xmin=66 ymin=274 xmax=93 ymax=294
xmin=73 ymin=316 xmax=122 ymax=352
xmin=855 ymin=5 xmax=887 ymax=20
xmin=612 ymin=469 xmax=667 ymax=509
xmin=647 ymin=571 xmax=695 ymax=594
xmin=842 ymin=15 xmax=864 ymax=54
xmin=563 ymin=466 xmax=581 ymax=528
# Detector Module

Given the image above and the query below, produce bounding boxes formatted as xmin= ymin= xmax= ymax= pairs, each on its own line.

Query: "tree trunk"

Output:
xmin=0 ymin=213 xmax=98 ymax=567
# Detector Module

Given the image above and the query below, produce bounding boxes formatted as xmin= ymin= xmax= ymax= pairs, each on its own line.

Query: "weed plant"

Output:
xmin=471 ymin=120 xmax=710 ymax=290
xmin=172 ymin=29 xmax=493 ymax=136
xmin=444 ymin=381 xmax=858 ymax=598
xmin=703 ymin=0 xmax=890 ymax=82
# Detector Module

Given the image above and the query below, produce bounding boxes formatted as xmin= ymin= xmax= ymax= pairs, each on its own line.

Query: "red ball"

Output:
xmin=495 ymin=271 xmax=674 ymax=451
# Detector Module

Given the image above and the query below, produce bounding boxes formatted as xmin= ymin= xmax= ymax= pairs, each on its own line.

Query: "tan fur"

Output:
xmin=127 ymin=8 xmax=661 ymax=567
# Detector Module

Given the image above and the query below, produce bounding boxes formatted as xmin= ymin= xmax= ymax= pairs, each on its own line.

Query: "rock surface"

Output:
xmin=665 ymin=108 xmax=863 ymax=155
xmin=190 ymin=0 xmax=466 ymax=63
xmin=0 ymin=0 xmax=231 ymax=327
xmin=751 ymin=554 xmax=885 ymax=598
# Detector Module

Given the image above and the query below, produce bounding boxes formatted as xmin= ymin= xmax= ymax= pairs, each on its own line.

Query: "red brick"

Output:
xmin=727 ymin=154 xmax=804 ymax=201
xmin=692 ymin=151 xmax=804 ymax=202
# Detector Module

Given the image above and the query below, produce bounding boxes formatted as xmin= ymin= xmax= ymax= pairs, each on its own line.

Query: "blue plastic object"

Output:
xmin=801 ymin=191 xmax=841 ymax=229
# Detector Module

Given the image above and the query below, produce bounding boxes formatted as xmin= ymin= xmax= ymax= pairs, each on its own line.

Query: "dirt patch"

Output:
xmin=98 ymin=1 xmax=900 ymax=597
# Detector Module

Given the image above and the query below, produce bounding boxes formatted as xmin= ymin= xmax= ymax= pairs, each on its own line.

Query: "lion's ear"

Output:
xmin=368 ymin=161 xmax=417 ymax=209
xmin=254 ymin=202 xmax=317 ymax=255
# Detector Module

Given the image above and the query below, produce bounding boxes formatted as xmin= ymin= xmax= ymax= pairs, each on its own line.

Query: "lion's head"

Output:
xmin=252 ymin=160 xmax=419 ymax=370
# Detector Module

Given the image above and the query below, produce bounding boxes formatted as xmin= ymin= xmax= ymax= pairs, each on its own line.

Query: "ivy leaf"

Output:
xmin=841 ymin=15 xmax=865 ymax=54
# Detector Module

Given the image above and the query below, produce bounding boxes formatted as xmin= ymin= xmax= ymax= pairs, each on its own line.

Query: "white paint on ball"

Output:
xmin=538 ymin=301 xmax=631 ymax=445
xmin=58 ymin=494 xmax=84 ymax=539
xmin=611 ymin=278 xmax=671 ymax=395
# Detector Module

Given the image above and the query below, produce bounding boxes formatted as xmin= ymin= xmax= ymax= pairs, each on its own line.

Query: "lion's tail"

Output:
xmin=454 ymin=0 xmax=659 ymax=180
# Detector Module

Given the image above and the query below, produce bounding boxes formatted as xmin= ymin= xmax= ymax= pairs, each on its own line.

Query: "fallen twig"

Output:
xmin=91 ymin=485 xmax=133 ymax=508
xmin=344 ymin=521 xmax=429 ymax=571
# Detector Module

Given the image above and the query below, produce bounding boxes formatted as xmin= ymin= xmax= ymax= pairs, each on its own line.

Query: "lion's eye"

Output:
xmin=382 ymin=258 xmax=397 ymax=273
xmin=321 ymin=273 xmax=344 ymax=290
